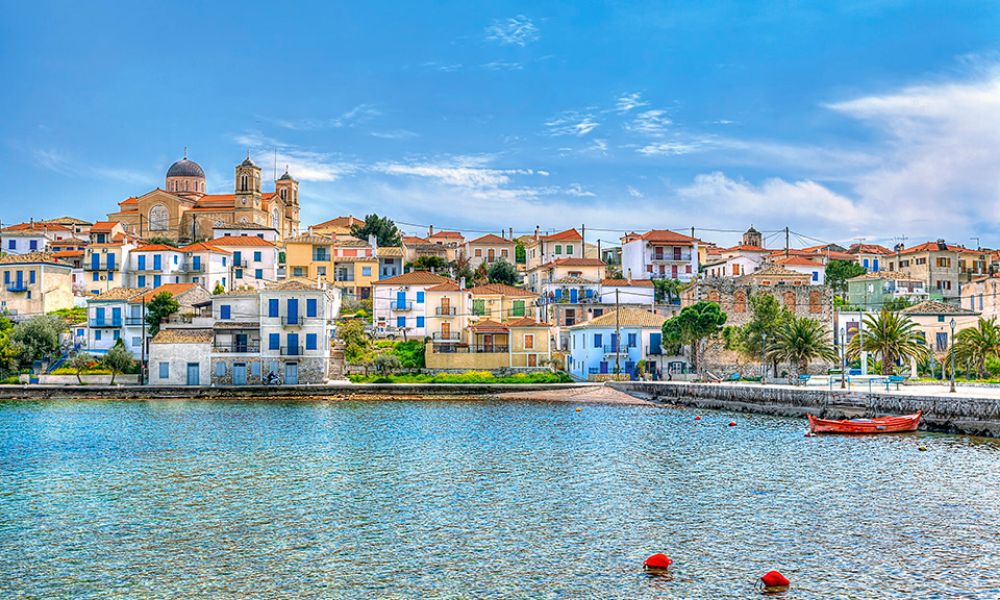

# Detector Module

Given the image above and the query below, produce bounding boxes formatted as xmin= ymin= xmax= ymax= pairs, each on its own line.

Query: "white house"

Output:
xmin=372 ymin=271 xmax=454 ymax=338
xmin=464 ymin=233 xmax=517 ymax=272
xmin=85 ymin=288 xmax=145 ymax=355
xmin=598 ymin=278 xmax=655 ymax=306
xmin=567 ymin=307 xmax=669 ymax=381
xmin=128 ymin=244 xmax=186 ymax=288
xmin=179 ymin=242 xmax=231 ymax=292
xmin=210 ymin=235 xmax=280 ymax=289
xmin=771 ymin=256 xmax=825 ymax=285
xmin=257 ymin=279 xmax=339 ymax=385
xmin=148 ymin=329 xmax=213 ymax=385
xmin=212 ymin=223 xmax=280 ymax=243
xmin=620 ymin=229 xmax=699 ymax=282
xmin=1 ymin=222 xmax=73 ymax=255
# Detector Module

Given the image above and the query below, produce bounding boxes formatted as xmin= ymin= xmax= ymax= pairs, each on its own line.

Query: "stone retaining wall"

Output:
xmin=610 ymin=381 xmax=1000 ymax=437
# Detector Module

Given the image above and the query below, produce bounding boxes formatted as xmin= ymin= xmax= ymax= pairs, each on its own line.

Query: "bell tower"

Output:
xmin=234 ymin=150 xmax=262 ymax=223
xmin=275 ymin=165 xmax=300 ymax=239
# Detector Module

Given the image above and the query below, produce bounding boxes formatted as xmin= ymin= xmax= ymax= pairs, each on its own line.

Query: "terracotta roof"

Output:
xmin=724 ymin=244 xmax=769 ymax=253
xmin=468 ymin=233 xmax=514 ymax=245
xmin=91 ymin=288 xmax=147 ymax=302
xmin=539 ymin=228 xmax=582 ymax=242
xmin=847 ymin=271 xmax=920 ymax=282
xmin=132 ymin=244 xmax=180 ymax=253
xmin=90 ymin=221 xmax=121 ymax=233
xmin=903 ymin=300 xmax=977 ymax=316
xmin=636 ymin=229 xmax=699 ymax=244
xmin=773 ymin=256 xmax=823 ymax=267
xmin=209 ymin=235 xmax=276 ymax=248
xmin=213 ymin=223 xmax=277 ymax=231
xmin=536 ymin=258 xmax=606 ymax=269
xmin=0 ymin=251 xmax=70 ymax=266
xmin=848 ymin=243 xmax=893 ymax=255
xmin=179 ymin=242 xmax=230 ymax=254
xmin=132 ymin=283 xmax=198 ymax=303
xmin=900 ymin=241 xmax=965 ymax=255
xmin=553 ymin=276 xmax=597 ymax=284
xmin=41 ymin=216 xmax=92 ymax=226
xmin=151 ymin=328 xmax=213 ymax=345
xmin=51 ymin=250 xmax=84 ymax=258
xmin=503 ymin=317 xmax=550 ymax=328
xmin=470 ymin=319 xmax=508 ymax=333
xmin=740 ymin=265 xmax=811 ymax=279
xmin=372 ymin=271 xmax=454 ymax=286
xmin=467 ymin=283 xmax=537 ymax=297
xmin=570 ymin=307 xmax=666 ymax=329
xmin=402 ymin=235 xmax=430 ymax=245
xmin=2 ymin=222 xmax=71 ymax=232
xmin=426 ymin=281 xmax=462 ymax=292
xmin=286 ymin=233 xmax=334 ymax=244
xmin=266 ymin=278 xmax=323 ymax=291
xmin=601 ymin=278 xmax=654 ymax=287
xmin=377 ymin=246 xmax=404 ymax=257
xmin=312 ymin=215 xmax=362 ymax=229
xmin=428 ymin=231 xmax=464 ymax=240
xmin=118 ymin=197 xmax=138 ymax=206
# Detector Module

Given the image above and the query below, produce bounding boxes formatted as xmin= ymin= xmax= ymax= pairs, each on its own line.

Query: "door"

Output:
xmin=287 ymin=333 xmax=299 ymax=355
xmin=285 ymin=362 xmax=299 ymax=385
xmin=186 ymin=363 xmax=200 ymax=386
xmin=441 ymin=322 xmax=451 ymax=339
xmin=649 ymin=333 xmax=662 ymax=355
xmin=235 ymin=333 xmax=248 ymax=353
xmin=528 ymin=354 xmax=537 ymax=367
xmin=488 ymin=248 xmax=495 ymax=263
xmin=396 ymin=291 xmax=407 ymax=310
xmin=441 ymin=296 xmax=450 ymax=315
xmin=599 ymin=361 xmax=609 ymax=374
xmin=232 ymin=363 xmax=247 ymax=385
xmin=671 ymin=265 xmax=678 ymax=278
xmin=610 ymin=333 xmax=618 ymax=352
xmin=483 ymin=334 xmax=494 ymax=352
xmin=287 ymin=299 xmax=299 ymax=325
xmin=569 ymin=288 xmax=578 ymax=303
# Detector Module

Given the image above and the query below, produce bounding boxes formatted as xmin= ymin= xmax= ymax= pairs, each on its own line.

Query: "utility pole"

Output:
xmin=581 ymin=224 xmax=585 ymax=257
xmin=784 ymin=226 xmax=790 ymax=257
xmin=615 ymin=289 xmax=621 ymax=377
xmin=140 ymin=295 xmax=147 ymax=386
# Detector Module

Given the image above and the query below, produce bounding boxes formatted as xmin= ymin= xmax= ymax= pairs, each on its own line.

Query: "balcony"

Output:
xmin=89 ymin=320 xmax=122 ymax=328
xmin=281 ymin=316 xmax=309 ymax=327
xmin=432 ymin=345 xmax=509 ymax=353
xmin=432 ymin=332 xmax=462 ymax=341
xmin=392 ymin=301 xmax=414 ymax=312
xmin=5 ymin=284 xmax=28 ymax=293
xmin=435 ymin=306 xmax=457 ymax=316
xmin=280 ymin=345 xmax=303 ymax=356
xmin=650 ymin=254 xmax=691 ymax=263
xmin=213 ymin=342 xmax=261 ymax=353
xmin=603 ymin=344 xmax=634 ymax=355
xmin=646 ymin=345 xmax=663 ymax=356
xmin=124 ymin=317 xmax=145 ymax=326
xmin=182 ymin=263 xmax=206 ymax=273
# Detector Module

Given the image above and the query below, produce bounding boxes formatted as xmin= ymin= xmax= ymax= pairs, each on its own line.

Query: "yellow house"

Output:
xmin=901 ymin=300 xmax=980 ymax=358
xmin=310 ymin=215 xmax=363 ymax=237
xmin=0 ymin=252 xmax=75 ymax=317
xmin=284 ymin=233 xmax=377 ymax=300
xmin=425 ymin=317 xmax=552 ymax=370
xmin=424 ymin=279 xmax=466 ymax=345
xmin=467 ymin=283 xmax=538 ymax=324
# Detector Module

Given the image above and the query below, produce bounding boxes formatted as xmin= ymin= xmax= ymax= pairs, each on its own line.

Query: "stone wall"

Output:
xmin=611 ymin=381 xmax=1000 ymax=437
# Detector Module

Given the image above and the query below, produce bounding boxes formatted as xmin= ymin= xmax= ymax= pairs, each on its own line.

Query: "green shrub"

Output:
xmin=347 ymin=371 xmax=572 ymax=384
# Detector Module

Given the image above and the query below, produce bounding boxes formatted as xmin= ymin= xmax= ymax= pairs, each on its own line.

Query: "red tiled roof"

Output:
xmin=119 ymin=197 xmax=138 ymax=206
xmin=209 ymin=235 xmax=276 ymax=247
xmin=540 ymin=228 xmax=582 ymax=242
xmin=467 ymin=283 xmax=537 ymax=297
xmin=468 ymin=233 xmax=514 ymax=245
xmin=470 ymin=319 xmax=508 ymax=333
xmin=402 ymin=235 xmax=429 ymax=245
xmin=428 ymin=230 xmax=463 ymax=240
xmin=900 ymin=241 xmax=966 ymax=255
xmin=132 ymin=244 xmax=180 ymax=253
xmin=2 ymin=222 xmax=71 ymax=232
xmin=503 ymin=317 xmax=550 ymax=328
xmin=537 ymin=258 xmax=606 ymax=269
xmin=637 ymin=229 xmax=699 ymax=244
xmin=601 ymin=278 xmax=654 ymax=287
xmin=178 ymin=241 xmax=231 ymax=254
xmin=51 ymin=250 xmax=84 ymax=258
xmin=426 ymin=281 xmax=462 ymax=292
xmin=725 ymin=244 xmax=769 ymax=253
xmin=372 ymin=271 xmax=454 ymax=286
xmin=313 ymin=215 xmax=362 ymax=229
xmin=773 ymin=256 xmax=823 ymax=267
xmin=90 ymin=221 xmax=120 ymax=233
xmin=131 ymin=283 xmax=198 ymax=303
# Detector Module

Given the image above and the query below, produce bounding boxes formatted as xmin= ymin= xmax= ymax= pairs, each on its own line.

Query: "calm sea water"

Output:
xmin=1 ymin=399 xmax=999 ymax=599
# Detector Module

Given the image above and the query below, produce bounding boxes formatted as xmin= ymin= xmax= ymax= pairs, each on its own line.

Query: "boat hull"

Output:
xmin=807 ymin=411 xmax=922 ymax=434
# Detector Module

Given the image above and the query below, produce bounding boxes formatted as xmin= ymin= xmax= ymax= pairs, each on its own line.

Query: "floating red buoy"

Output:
xmin=695 ymin=416 xmax=702 ymax=421
xmin=644 ymin=553 xmax=673 ymax=571
xmin=760 ymin=570 xmax=790 ymax=593
xmin=729 ymin=421 xmax=737 ymax=427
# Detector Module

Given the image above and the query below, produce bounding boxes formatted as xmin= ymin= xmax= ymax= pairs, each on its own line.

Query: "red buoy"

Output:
xmin=643 ymin=553 xmax=672 ymax=571
xmin=729 ymin=421 xmax=737 ymax=427
xmin=695 ymin=416 xmax=702 ymax=421
xmin=760 ymin=570 xmax=790 ymax=593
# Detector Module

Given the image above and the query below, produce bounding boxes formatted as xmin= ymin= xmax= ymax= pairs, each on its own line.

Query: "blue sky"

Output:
xmin=2 ymin=1 xmax=1000 ymax=247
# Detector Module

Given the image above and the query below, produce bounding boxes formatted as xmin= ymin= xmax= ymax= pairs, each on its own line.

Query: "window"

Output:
xmin=809 ymin=291 xmax=822 ymax=314
xmin=935 ymin=332 xmax=949 ymax=352
xmin=93 ymin=272 xmax=100 ymax=282
xmin=512 ymin=300 xmax=525 ymax=317
xmin=475 ymin=248 xmax=482 ymax=257
xmin=159 ymin=362 xmax=169 ymax=379
xmin=628 ymin=333 xmax=637 ymax=347
xmin=472 ymin=299 xmax=486 ymax=316
xmin=396 ymin=316 xmax=406 ymax=327
xmin=565 ymin=245 xmax=573 ymax=255
xmin=293 ymin=267 xmax=304 ymax=277
xmin=132 ymin=337 xmax=141 ymax=347
xmin=220 ymin=305 xmax=231 ymax=319
xmin=594 ymin=333 xmax=602 ymax=348
xmin=255 ymin=269 xmax=263 ymax=279
xmin=268 ymin=299 xmax=279 ymax=317
xmin=811 ymin=271 xmax=819 ymax=282
xmin=2 ymin=272 xmax=7 ymax=284
xmin=269 ymin=333 xmax=280 ymax=350
xmin=416 ymin=291 xmax=425 ymax=304
xmin=416 ymin=316 xmax=425 ymax=328
xmin=253 ymin=251 xmax=262 ymax=262
xmin=148 ymin=204 xmax=168 ymax=231
xmin=216 ymin=362 xmax=226 ymax=377
xmin=95 ymin=330 xmax=102 ymax=341
xmin=6 ymin=240 xmax=13 ymax=250
xmin=362 ymin=266 xmax=372 ymax=277
xmin=306 ymin=298 xmax=318 ymax=317
xmin=555 ymin=245 xmax=562 ymax=255
xmin=306 ymin=333 xmax=318 ymax=350
xmin=113 ymin=331 xmax=120 ymax=340
xmin=525 ymin=334 xmax=534 ymax=349
xmin=29 ymin=240 xmax=38 ymax=250
xmin=137 ymin=275 xmax=146 ymax=287
xmin=235 ymin=269 xmax=243 ymax=279
xmin=29 ymin=271 xmax=35 ymax=284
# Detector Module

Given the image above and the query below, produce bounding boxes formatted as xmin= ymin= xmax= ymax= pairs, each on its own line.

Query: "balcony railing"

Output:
xmin=435 ymin=306 xmax=457 ymax=316
xmin=213 ymin=342 xmax=261 ymax=353
xmin=651 ymin=253 xmax=691 ymax=262
xmin=5 ymin=284 xmax=28 ymax=292
xmin=646 ymin=345 xmax=663 ymax=356
xmin=181 ymin=263 xmax=206 ymax=273
xmin=603 ymin=344 xmax=635 ymax=354
xmin=89 ymin=320 xmax=122 ymax=328
xmin=392 ymin=301 xmax=414 ymax=312
xmin=280 ymin=345 xmax=303 ymax=356
xmin=432 ymin=332 xmax=461 ymax=341
xmin=432 ymin=345 xmax=509 ymax=353
xmin=281 ymin=316 xmax=308 ymax=327
xmin=124 ymin=317 xmax=145 ymax=326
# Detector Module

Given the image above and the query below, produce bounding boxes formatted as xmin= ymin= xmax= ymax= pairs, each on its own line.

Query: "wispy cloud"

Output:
xmin=420 ymin=61 xmax=462 ymax=72
xmin=370 ymin=129 xmax=419 ymax=140
xmin=485 ymin=15 xmax=540 ymax=47
xmin=637 ymin=141 xmax=703 ymax=156
xmin=268 ymin=104 xmax=381 ymax=131
xmin=627 ymin=109 xmax=673 ymax=136
xmin=616 ymin=92 xmax=648 ymax=113
xmin=374 ymin=155 xmax=544 ymax=189
xmin=481 ymin=60 xmax=524 ymax=71
xmin=545 ymin=112 xmax=599 ymax=137
xmin=235 ymin=132 xmax=357 ymax=182
xmin=564 ymin=183 xmax=596 ymax=197
xmin=627 ymin=186 xmax=644 ymax=198
xmin=32 ymin=148 xmax=155 ymax=185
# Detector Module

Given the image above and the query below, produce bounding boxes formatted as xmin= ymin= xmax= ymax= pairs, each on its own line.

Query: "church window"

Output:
xmin=280 ymin=188 xmax=287 ymax=200
xmin=241 ymin=174 xmax=248 ymax=191
xmin=149 ymin=204 xmax=169 ymax=231
xmin=272 ymin=208 xmax=280 ymax=227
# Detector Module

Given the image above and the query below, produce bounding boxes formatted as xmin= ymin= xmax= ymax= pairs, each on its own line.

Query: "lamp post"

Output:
xmin=761 ymin=332 xmax=767 ymax=385
xmin=839 ymin=326 xmax=846 ymax=389
xmin=949 ymin=318 xmax=957 ymax=393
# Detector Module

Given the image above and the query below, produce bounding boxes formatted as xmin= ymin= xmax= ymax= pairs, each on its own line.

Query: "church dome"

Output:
xmin=167 ymin=158 xmax=205 ymax=178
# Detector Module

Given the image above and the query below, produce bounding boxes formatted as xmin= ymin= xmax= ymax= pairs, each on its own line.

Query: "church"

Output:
xmin=107 ymin=152 xmax=301 ymax=243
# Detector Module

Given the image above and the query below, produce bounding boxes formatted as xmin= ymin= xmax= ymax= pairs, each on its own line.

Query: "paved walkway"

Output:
xmin=701 ymin=380 xmax=1000 ymax=399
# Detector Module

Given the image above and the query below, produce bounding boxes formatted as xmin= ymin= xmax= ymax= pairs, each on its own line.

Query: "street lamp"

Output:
xmin=761 ymin=332 xmax=767 ymax=385
xmin=949 ymin=318 xmax=957 ymax=393
xmin=839 ymin=326 xmax=846 ymax=389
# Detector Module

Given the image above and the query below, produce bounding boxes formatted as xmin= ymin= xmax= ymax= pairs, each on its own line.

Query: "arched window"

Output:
xmin=149 ymin=204 xmax=169 ymax=231
xmin=241 ymin=174 xmax=248 ymax=191
xmin=707 ymin=290 xmax=720 ymax=303
xmin=734 ymin=290 xmax=747 ymax=313
xmin=272 ymin=207 xmax=280 ymax=227
xmin=809 ymin=291 xmax=822 ymax=314
xmin=280 ymin=188 xmax=287 ymax=200
xmin=783 ymin=291 xmax=796 ymax=311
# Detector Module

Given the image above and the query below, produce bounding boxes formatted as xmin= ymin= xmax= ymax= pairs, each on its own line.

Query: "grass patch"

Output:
xmin=348 ymin=371 xmax=573 ymax=384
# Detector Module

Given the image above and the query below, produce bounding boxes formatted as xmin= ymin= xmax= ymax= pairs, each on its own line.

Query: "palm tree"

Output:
xmin=768 ymin=316 xmax=837 ymax=374
xmin=954 ymin=317 xmax=1000 ymax=377
xmin=846 ymin=309 xmax=928 ymax=375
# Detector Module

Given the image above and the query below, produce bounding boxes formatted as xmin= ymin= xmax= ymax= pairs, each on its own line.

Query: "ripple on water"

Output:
xmin=1 ymin=399 xmax=1000 ymax=598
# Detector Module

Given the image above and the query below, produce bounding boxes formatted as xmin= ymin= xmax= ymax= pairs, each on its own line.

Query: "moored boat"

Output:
xmin=807 ymin=411 xmax=922 ymax=434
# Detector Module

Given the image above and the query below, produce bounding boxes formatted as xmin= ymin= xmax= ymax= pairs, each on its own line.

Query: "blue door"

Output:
xmin=107 ymin=253 xmax=115 ymax=270
xmin=287 ymin=299 xmax=299 ymax=324
xmin=287 ymin=333 xmax=299 ymax=355
xmin=232 ymin=363 xmax=247 ymax=385
xmin=285 ymin=362 xmax=299 ymax=385
xmin=649 ymin=333 xmax=662 ymax=355
xmin=186 ymin=363 xmax=200 ymax=385
xmin=569 ymin=288 xmax=578 ymax=303
xmin=599 ymin=361 xmax=609 ymax=374
xmin=396 ymin=291 xmax=406 ymax=309
xmin=610 ymin=333 xmax=618 ymax=352
xmin=153 ymin=275 xmax=161 ymax=287
xmin=15 ymin=271 xmax=22 ymax=289
xmin=112 ymin=307 xmax=121 ymax=326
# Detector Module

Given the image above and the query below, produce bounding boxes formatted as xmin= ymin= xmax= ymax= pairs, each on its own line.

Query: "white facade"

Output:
xmin=704 ymin=251 xmax=767 ymax=278
xmin=372 ymin=282 xmax=442 ymax=338
xmin=129 ymin=247 xmax=186 ymax=288
xmin=598 ymin=283 xmax=655 ymax=306
xmin=621 ymin=236 xmax=699 ymax=282
xmin=213 ymin=242 xmax=280 ymax=290
xmin=212 ymin=225 xmax=280 ymax=243
xmin=149 ymin=339 xmax=212 ymax=385
xmin=86 ymin=298 xmax=134 ymax=354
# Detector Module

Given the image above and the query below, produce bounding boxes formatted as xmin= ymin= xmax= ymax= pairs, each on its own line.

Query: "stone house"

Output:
xmin=148 ymin=329 xmax=212 ymax=386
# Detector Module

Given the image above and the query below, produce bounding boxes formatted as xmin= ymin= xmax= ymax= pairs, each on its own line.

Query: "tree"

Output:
xmin=515 ymin=243 xmax=526 ymax=264
xmin=882 ymin=296 xmax=914 ymax=312
xmin=143 ymin=236 xmax=178 ymax=247
xmin=145 ymin=292 xmax=180 ymax=337
xmin=487 ymin=259 xmax=519 ymax=285
xmin=212 ymin=282 xmax=226 ymax=295
xmin=473 ymin=263 xmax=489 ymax=286
xmin=768 ymin=316 xmax=837 ymax=374
xmin=846 ymin=309 xmax=928 ymax=375
xmin=351 ymin=214 xmax=401 ymax=247
xmin=825 ymin=260 xmax=867 ymax=295
xmin=725 ymin=293 xmax=791 ymax=375
xmin=10 ymin=315 xmax=62 ymax=367
xmin=453 ymin=256 xmax=475 ymax=286
xmin=66 ymin=352 xmax=93 ymax=384
xmin=337 ymin=319 xmax=368 ymax=347
xmin=103 ymin=340 xmax=134 ymax=384
xmin=374 ymin=353 xmax=401 ymax=375
xmin=0 ymin=314 xmax=17 ymax=377
xmin=653 ymin=279 xmax=683 ymax=304
xmin=413 ymin=255 xmax=449 ymax=272
xmin=662 ymin=301 xmax=727 ymax=373
xmin=954 ymin=317 xmax=1000 ymax=378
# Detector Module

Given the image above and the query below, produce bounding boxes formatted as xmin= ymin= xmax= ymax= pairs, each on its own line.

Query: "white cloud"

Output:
xmin=565 ymin=183 xmax=596 ymax=197
xmin=420 ymin=61 xmax=462 ymax=72
xmin=627 ymin=109 xmax=673 ymax=136
xmin=235 ymin=133 xmax=357 ymax=182
xmin=32 ymin=148 xmax=155 ymax=185
xmin=374 ymin=155 xmax=541 ymax=189
xmin=616 ymin=92 xmax=648 ymax=113
xmin=269 ymin=104 xmax=381 ymax=131
xmin=485 ymin=15 xmax=540 ymax=47
xmin=545 ymin=112 xmax=599 ymax=137
xmin=481 ymin=60 xmax=524 ymax=71
xmin=370 ymin=129 xmax=419 ymax=140
xmin=637 ymin=141 xmax=702 ymax=155
xmin=627 ymin=186 xmax=644 ymax=198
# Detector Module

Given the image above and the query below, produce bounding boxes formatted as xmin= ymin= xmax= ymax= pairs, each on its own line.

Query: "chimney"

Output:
xmin=509 ymin=226 xmax=513 ymax=240
xmin=534 ymin=225 xmax=540 ymax=240
xmin=368 ymin=234 xmax=377 ymax=251
xmin=428 ymin=225 xmax=434 ymax=237
xmin=460 ymin=276 xmax=466 ymax=289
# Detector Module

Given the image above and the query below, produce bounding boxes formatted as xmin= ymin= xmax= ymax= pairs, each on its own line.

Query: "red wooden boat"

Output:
xmin=807 ymin=411 xmax=922 ymax=434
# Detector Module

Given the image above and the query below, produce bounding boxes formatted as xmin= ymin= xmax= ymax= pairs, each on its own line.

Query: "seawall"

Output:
xmin=0 ymin=383 xmax=598 ymax=401
xmin=610 ymin=381 xmax=1000 ymax=437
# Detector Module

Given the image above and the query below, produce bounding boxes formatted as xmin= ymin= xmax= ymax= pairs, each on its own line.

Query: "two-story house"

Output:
xmin=567 ymin=307 xmax=668 ymax=381
xmin=83 ymin=221 xmax=135 ymax=295
xmin=465 ymin=234 xmax=516 ymax=271
xmin=86 ymin=288 xmax=145 ymax=355
xmin=0 ymin=252 xmax=75 ymax=317
xmin=210 ymin=235 xmax=279 ymax=289
xmin=129 ymin=244 xmax=186 ymax=288
xmin=847 ymin=243 xmax=893 ymax=272
xmin=377 ymin=246 xmax=404 ymax=279
xmin=285 ymin=233 xmax=378 ymax=300
xmin=524 ymin=228 xmax=584 ymax=271
xmin=1 ymin=222 xmax=73 ymax=255
xmin=620 ymin=229 xmax=699 ymax=282
xmin=771 ymin=256 xmax=825 ymax=285
xmin=883 ymin=241 xmax=962 ymax=300
xmin=846 ymin=271 xmax=929 ymax=309
xmin=527 ymin=257 xmax=606 ymax=294
xmin=372 ymin=271 xmax=454 ymax=338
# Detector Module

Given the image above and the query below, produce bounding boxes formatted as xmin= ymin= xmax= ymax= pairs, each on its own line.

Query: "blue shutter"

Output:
xmin=153 ymin=275 xmax=161 ymax=287
xmin=416 ymin=316 xmax=424 ymax=327
xmin=137 ymin=275 xmax=146 ymax=287
xmin=628 ymin=333 xmax=637 ymax=347
xmin=306 ymin=333 xmax=318 ymax=350
xmin=192 ymin=256 xmax=201 ymax=270
xmin=251 ymin=362 xmax=261 ymax=377
xmin=112 ymin=307 xmax=121 ymax=325
xmin=255 ymin=269 xmax=262 ymax=279
xmin=287 ymin=299 xmax=299 ymax=324
xmin=138 ymin=255 xmax=146 ymax=270
xmin=269 ymin=333 xmax=280 ymax=350
xmin=649 ymin=333 xmax=662 ymax=355
xmin=96 ymin=307 xmax=105 ymax=325
xmin=397 ymin=316 xmax=406 ymax=327
xmin=2 ymin=271 xmax=8 ymax=284
xmin=91 ymin=253 xmax=100 ymax=270
xmin=233 ymin=251 xmax=241 ymax=265
xmin=153 ymin=254 xmax=161 ymax=270
xmin=873 ymin=259 xmax=880 ymax=272
xmin=254 ymin=251 xmax=262 ymax=261
xmin=416 ymin=291 xmax=425 ymax=303
xmin=216 ymin=362 xmax=226 ymax=377
xmin=610 ymin=333 xmax=618 ymax=351
xmin=396 ymin=291 xmax=406 ymax=309
xmin=220 ymin=305 xmax=231 ymax=319
xmin=594 ymin=333 xmax=602 ymax=348
xmin=29 ymin=271 xmax=35 ymax=284
xmin=306 ymin=298 xmax=317 ymax=317
xmin=107 ymin=253 xmax=115 ymax=270
xmin=268 ymin=298 xmax=279 ymax=317
xmin=159 ymin=362 xmax=169 ymax=378
xmin=585 ymin=289 xmax=593 ymax=298
xmin=287 ymin=333 xmax=299 ymax=355
xmin=95 ymin=330 xmax=101 ymax=341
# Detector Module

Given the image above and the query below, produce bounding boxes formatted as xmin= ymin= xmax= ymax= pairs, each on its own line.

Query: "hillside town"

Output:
xmin=1 ymin=151 xmax=996 ymax=386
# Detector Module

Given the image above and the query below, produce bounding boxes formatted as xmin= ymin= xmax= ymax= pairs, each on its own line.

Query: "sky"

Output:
xmin=2 ymin=1 xmax=1000 ymax=248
